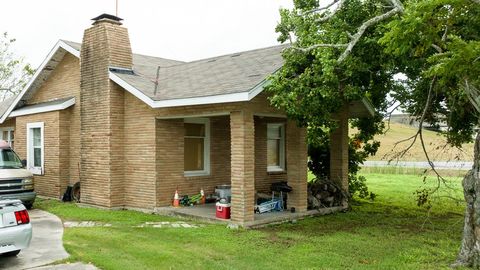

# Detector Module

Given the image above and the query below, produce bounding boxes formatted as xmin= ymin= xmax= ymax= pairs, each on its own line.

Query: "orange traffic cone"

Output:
xmin=200 ymin=188 xmax=205 ymax=204
xmin=173 ymin=189 xmax=180 ymax=207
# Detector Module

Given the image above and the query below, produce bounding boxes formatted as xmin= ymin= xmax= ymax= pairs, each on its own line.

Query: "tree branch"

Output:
xmin=292 ymin=0 xmax=404 ymax=62
xmin=316 ymin=0 xmax=346 ymax=22
xmin=303 ymin=0 xmax=340 ymax=15
xmin=291 ymin=43 xmax=348 ymax=52
xmin=431 ymin=44 xmax=443 ymax=53
xmin=338 ymin=2 xmax=404 ymax=62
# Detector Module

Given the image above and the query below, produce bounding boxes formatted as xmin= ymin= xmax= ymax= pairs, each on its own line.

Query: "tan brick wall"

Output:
xmin=59 ymin=110 xmax=71 ymax=196
xmin=80 ymin=21 xmax=130 ymax=208
xmin=124 ymin=93 xmax=157 ymax=209
xmin=286 ymin=120 xmax=308 ymax=212
xmin=29 ymin=53 xmax=80 ymax=104
xmin=330 ymin=106 xmax=349 ymax=192
xmin=254 ymin=117 xmax=288 ymax=193
xmin=110 ymin=83 xmax=125 ymax=206
xmin=95 ymin=21 xmax=133 ymax=69
xmin=156 ymin=118 xmax=184 ymax=206
xmin=230 ymin=110 xmax=255 ymax=224
xmin=15 ymin=111 xmax=64 ymax=198
xmin=119 ymin=90 xmax=302 ymax=216
xmin=26 ymin=52 xmax=81 ymax=188
xmin=155 ymin=116 xmax=232 ymax=206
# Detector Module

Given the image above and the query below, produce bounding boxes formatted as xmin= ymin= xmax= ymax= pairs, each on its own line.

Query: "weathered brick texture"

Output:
xmin=123 ymin=93 xmax=157 ymax=209
xmin=156 ymin=118 xmax=184 ymax=206
xmin=29 ymin=54 xmax=81 ymax=189
xmin=330 ymin=106 xmax=349 ymax=192
xmin=80 ymin=20 xmax=130 ymax=208
xmin=286 ymin=119 xmax=308 ymax=212
xmin=230 ymin=110 xmax=255 ymax=224
xmin=155 ymin=116 xmax=232 ymax=206
xmin=254 ymin=117 xmax=288 ymax=193
xmin=15 ymin=112 xmax=65 ymax=198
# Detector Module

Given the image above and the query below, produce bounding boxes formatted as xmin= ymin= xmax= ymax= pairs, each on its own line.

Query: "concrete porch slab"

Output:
xmin=155 ymin=203 xmax=348 ymax=228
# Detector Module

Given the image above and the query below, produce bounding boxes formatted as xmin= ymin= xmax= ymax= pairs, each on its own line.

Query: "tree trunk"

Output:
xmin=453 ymin=131 xmax=480 ymax=268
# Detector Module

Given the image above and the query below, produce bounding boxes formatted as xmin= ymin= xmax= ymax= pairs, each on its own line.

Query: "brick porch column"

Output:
xmin=330 ymin=106 xmax=349 ymax=193
xmin=286 ymin=120 xmax=308 ymax=212
xmin=230 ymin=110 xmax=255 ymax=225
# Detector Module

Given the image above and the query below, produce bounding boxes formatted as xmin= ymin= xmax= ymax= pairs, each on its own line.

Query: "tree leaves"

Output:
xmin=0 ymin=32 xmax=33 ymax=100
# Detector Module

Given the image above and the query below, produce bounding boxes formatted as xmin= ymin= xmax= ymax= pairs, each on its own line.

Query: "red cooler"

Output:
xmin=216 ymin=202 xmax=231 ymax=219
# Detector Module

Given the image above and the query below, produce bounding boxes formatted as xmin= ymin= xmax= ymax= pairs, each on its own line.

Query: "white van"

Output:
xmin=0 ymin=141 xmax=35 ymax=209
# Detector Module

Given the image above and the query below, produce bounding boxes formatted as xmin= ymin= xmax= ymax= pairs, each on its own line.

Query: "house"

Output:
xmin=0 ymin=14 xmax=373 ymax=226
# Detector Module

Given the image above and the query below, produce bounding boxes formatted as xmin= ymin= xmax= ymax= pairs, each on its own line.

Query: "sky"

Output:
xmin=0 ymin=0 xmax=293 ymax=68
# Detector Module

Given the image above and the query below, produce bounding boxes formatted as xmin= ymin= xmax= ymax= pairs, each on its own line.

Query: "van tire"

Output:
xmin=25 ymin=203 xmax=33 ymax=210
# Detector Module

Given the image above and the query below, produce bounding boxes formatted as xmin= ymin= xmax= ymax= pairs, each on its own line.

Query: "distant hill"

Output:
xmin=359 ymin=122 xmax=474 ymax=162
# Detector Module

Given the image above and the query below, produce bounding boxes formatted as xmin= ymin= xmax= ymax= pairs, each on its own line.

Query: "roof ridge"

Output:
xmin=148 ymin=43 xmax=289 ymax=69
xmin=60 ymin=39 xmax=288 ymax=68
xmin=60 ymin=39 xmax=185 ymax=66
xmin=180 ymin=43 xmax=289 ymax=65
xmin=132 ymin=52 xmax=185 ymax=64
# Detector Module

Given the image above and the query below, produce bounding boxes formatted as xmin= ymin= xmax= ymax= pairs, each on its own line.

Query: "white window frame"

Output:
xmin=26 ymin=122 xmax=44 ymax=175
xmin=267 ymin=123 xmax=285 ymax=172
xmin=0 ymin=127 xmax=15 ymax=148
xmin=184 ymin=118 xmax=210 ymax=177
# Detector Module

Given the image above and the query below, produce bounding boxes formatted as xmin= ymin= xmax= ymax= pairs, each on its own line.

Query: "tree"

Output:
xmin=268 ymin=0 xmax=480 ymax=266
xmin=380 ymin=0 xmax=480 ymax=266
xmin=0 ymin=32 xmax=33 ymax=100
xmin=267 ymin=0 xmax=402 ymax=199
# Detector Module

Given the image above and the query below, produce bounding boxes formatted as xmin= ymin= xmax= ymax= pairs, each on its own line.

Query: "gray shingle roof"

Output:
xmin=63 ymin=40 xmax=287 ymax=101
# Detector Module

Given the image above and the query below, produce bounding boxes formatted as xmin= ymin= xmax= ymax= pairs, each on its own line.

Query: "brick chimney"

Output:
xmin=80 ymin=14 xmax=131 ymax=208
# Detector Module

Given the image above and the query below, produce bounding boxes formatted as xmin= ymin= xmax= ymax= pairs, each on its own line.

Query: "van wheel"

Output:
xmin=2 ymin=250 xmax=20 ymax=257
xmin=25 ymin=203 xmax=33 ymax=210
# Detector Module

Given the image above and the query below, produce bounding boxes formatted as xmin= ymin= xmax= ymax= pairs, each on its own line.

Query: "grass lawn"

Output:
xmin=37 ymin=173 xmax=467 ymax=270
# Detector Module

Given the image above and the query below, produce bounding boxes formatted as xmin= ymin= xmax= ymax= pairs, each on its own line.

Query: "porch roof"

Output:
xmin=9 ymin=97 xmax=75 ymax=117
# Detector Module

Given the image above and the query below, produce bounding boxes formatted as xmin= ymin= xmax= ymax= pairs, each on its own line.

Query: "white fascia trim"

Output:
xmin=157 ymin=112 xmax=230 ymax=120
xmin=10 ymin=98 xmax=75 ymax=117
xmin=0 ymin=40 xmax=80 ymax=123
xmin=59 ymin=40 xmax=80 ymax=58
xmin=109 ymin=71 xmax=270 ymax=109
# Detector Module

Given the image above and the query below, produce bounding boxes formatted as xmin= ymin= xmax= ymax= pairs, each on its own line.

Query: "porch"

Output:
xmin=154 ymin=96 xmax=370 ymax=226
xmin=157 ymin=203 xmax=347 ymax=228
xmin=156 ymin=109 xmax=309 ymax=226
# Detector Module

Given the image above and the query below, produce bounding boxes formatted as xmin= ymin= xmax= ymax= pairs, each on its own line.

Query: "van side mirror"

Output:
xmin=21 ymin=159 xmax=27 ymax=168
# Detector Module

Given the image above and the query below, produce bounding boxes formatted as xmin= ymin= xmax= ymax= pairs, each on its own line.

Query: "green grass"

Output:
xmin=36 ymin=173 xmax=467 ymax=270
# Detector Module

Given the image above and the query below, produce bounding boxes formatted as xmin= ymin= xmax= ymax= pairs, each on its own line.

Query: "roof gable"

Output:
xmin=0 ymin=39 xmax=373 ymax=123
xmin=0 ymin=40 xmax=80 ymax=123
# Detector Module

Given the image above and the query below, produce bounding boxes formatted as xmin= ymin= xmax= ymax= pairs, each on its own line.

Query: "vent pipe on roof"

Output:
xmin=154 ymin=66 xmax=160 ymax=96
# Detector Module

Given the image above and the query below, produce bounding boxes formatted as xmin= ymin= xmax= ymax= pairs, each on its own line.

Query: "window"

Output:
xmin=27 ymin=122 xmax=44 ymax=175
xmin=184 ymin=118 xmax=210 ymax=176
xmin=0 ymin=127 xmax=15 ymax=149
xmin=0 ymin=148 xmax=23 ymax=169
xmin=267 ymin=123 xmax=285 ymax=172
